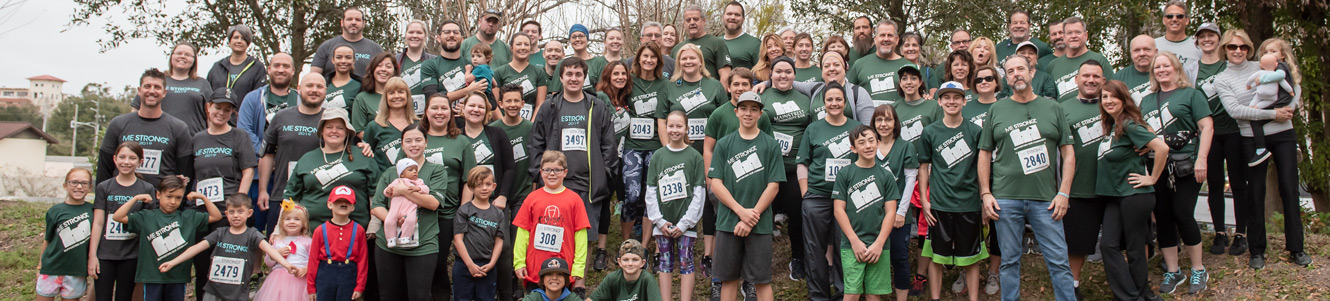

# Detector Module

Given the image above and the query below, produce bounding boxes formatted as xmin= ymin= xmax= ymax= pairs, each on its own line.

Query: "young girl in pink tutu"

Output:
xmin=255 ymin=201 xmax=312 ymax=300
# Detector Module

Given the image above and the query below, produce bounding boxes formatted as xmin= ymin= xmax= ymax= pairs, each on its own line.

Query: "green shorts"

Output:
xmin=840 ymin=248 xmax=892 ymax=295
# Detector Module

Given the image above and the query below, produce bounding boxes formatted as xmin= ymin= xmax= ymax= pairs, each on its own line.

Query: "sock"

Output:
xmin=1074 ymin=280 xmax=1080 ymax=287
xmin=1256 ymin=148 xmax=1266 ymax=154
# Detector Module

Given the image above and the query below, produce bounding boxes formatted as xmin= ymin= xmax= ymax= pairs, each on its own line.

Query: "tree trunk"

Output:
xmin=290 ymin=2 xmax=310 ymax=77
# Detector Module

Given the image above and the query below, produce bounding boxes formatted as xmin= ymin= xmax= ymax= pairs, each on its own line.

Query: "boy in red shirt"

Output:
xmin=514 ymin=150 xmax=592 ymax=296
xmin=306 ymin=185 xmax=368 ymax=301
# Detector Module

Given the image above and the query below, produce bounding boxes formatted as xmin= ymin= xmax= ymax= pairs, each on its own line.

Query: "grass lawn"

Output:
xmin=4 ymin=199 xmax=1329 ymax=300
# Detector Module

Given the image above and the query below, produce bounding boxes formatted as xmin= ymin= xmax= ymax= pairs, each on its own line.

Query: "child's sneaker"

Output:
xmin=701 ymin=255 xmax=713 ymax=278
xmin=951 ymin=274 xmax=966 ymax=293
xmin=742 ymin=281 xmax=757 ymax=301
xmin=710 ymin=281 xmax=721 ymax=301
xmin=909 ymin=274 xmax=927 ymax=296
xmin=386 ymin=239 xmax=397 ymax=248
xmin=594 ymin=248 xmax=609 ymax=271
xmin=1249 ymin=148 xmax=1270 ymax=167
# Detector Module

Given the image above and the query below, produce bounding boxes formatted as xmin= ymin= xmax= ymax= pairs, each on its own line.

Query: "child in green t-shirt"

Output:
xmin=644 ymin=111 xmax=706 ymax=301
xmin=833 ymin=125 xmax=901 ymax=299
xmin=587 ymin=239 xmax=663 ymax=301
xmin=112 ymin=176 xmax=222 ymax=301
xmin=35 ymin=168 xmax=95 ymax=301
xmin=707 ymin=92 xmax=785 ymax=301
xmin=156 ymin=194 xmax=300 ymax=301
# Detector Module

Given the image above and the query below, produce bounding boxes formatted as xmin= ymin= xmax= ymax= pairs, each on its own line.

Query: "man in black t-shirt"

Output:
xmin=96 ymin=69 xmax=194 ymax=187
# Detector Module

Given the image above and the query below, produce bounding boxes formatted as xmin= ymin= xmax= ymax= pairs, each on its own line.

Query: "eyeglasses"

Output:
xmin=1225 ymin=44 xmax=1251 ymax=51
xmin=66 ymin=181 xmax=91 ymax=187
xmin=1164 ymin=14 xmax=1186 ymax=19
xmin=541 ymin=168 xmax=566 ymax=174
xmin=975 ymin=76 xmax=997 ymax=83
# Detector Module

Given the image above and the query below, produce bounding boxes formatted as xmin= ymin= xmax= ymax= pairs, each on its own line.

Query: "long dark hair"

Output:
xmin=113 ymin=141 xmax=146 ymax=179
xmin=1099 ymin=80 xmax=1149 ymax=138
xmin=631 ymin=43 xmax=664 ymax=80
xmin=945 ymin=50 xmax=977 ymax=88
xmin=596 ymin=61 xmax=633 ymax=108
xmin=360 ymin=52 xmax=399 ymax=93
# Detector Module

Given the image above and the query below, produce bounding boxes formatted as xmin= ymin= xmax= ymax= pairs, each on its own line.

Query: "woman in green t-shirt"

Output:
xmin=351 ymin=53 xmax=400 ymax=136
xmin=419 ymin=93 xmax=473 ymax=298
xmin=493 ymin=33 xmax=548 ymax=120
xmin=603 ymin=57 xmax=658 ymax=248
xmin=795 ymin=82 xmax=861 ymax=299
xmin=323 ymin=45 xmax=363 ymax=111
xmin=370 ymin=124 xmax=445 ymax=301
xmin=752 ymin=34 xmax=786 ymax=82
xmin=360 ymin=77 xmax=421 ymax=171
xmin=871 ymin=104 xmax=920 ymax=297
xmin=1096 ymin=80 xmax=1169 ymax=300
xmin=284 ymin=107 xmax=380 ymax=228
xmin=664 ymin=44 xmax=727 ymax=151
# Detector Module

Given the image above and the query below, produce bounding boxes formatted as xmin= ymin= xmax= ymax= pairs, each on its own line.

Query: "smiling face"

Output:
xmin=387 ymin=86 xmax=409 ymax=110
xmin=425 ymin=96 xmax=453 ymax=128
xmin=472 ymin=175 xmax=495 ymax=199
xmin=281 ymin=210 xmax=307 ymax=237
xmin=605 ymin=30 xmax=624 ymax=53
xmin=608 ymin=65 xmax=629 ymax=89
xmin=820 ymin=53 xmax=845 ymax=82
xmin=1048 ymin=23 xmax=1065 ymax=49
xmin=268 ymin=54 xmax=294 ymax=89
xmin=974 ymin=69 xmax=997 ymax=94
xmin=228 ymin=31 xmax=249 ymax=53
xmin=780 ymin=30 xmax=796 ymax=50
xmin=874 ymin=23 xmax=898 ymax=56
xmin=1008 ymin=12 xmax=1030 ymax=40
xmin=1151 ymin=55 xmax=1176 ymax=86
xmin=618 ymin=253 xmax=644 ymax=275
xmin=824 ymin=88 xmax=846 ymax=117
xmin=333 ymin=46 xmax=356 ymax=75
xmin=170 ymin=44 xmax=196 ymax=73
xmin=939 ymin=91 xmax=965 ymax=115
xmin=405 ymin=23 xmax=427 ymax=49
xmin=679 ymin=49 xmax=702 ymax=76
xmin=544 ymin=41 xmax=565 ymax=63
xmin=899 ymin=73 xmax=921 ymax=97
xmin=511 ymin=34 xmax=532 ymax=60
xmin=522 ymin=23 xmax=542 ymax=42
xmin=463 ymin=94 xmax=488 ymax=124
xmin=438 ymin=23 xmax=463 ymax=52
xmin=1101 ymin=89 xmax=1123 ymax=115
xmin=637 ymin=47 xmax=658 ymax=73
xmin=299 ymin=74 xmax=327 ymax=108
xmin=500 ymin=91 xmax=524 ymax=118
xmin=113 ymin=147 xmax=141 ymax=176
xmin=853 ymin=128 xmax=878 ymax=158
xmin=763 ymin=38 xmax=784 ymax=60
xmin=1196 ymin=31 xmax=1220 ymax=53
xmin=206 ymin=102 xmax=235 ymax=127
xmin=541 ymin=273 xmax=567 ymax=292
xmin=771 ymin=61 xmax=795 ymax=89
xmin=723 ymin=4 xmax=744 ymax=32
xmin=1163 ymin=5 xmax=1188 ymax=35
xmin=665 ymin=113 xmax=688 ymax=144
xmin=1075 ymin=64 xmax=1105 ymax=98
xmin=950 ymin=59 xmax=971 ymax=81
xmin=224 ymin=205 xmax=253 ymax=227
xmin=372 ymin=59 xmax=396 ymax=85
xmin=137 ymin=76 xmax=165 ymax=107
xmin=735 ymin=102 xmax=762 ymax=127
xmin=900 ymin=37 xmax=921 ymax=61
xmin=321 ymin=119 xmax=348 ymax=147
xmin=873 ymin=111 xmax=896 ymax=137
xmin=540 ymin=161 xmax=567 ymax=188
xmin=727 ymin=74 xmax=753 ymax=100
xmin=401 ymin=129 xmax=426 ymax=160
xmin=63 ymin=170 xmax=91 ymax=201
xmin=570 ymin=31 xmax=588 ymax=52
xmin=662 ymin=26 xmax=678 ymax=48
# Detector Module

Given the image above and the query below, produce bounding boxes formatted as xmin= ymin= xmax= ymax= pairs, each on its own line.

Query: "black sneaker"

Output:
xmin=742 ymin=281 xmax=757 ymax=301
xmin=789 ymin=258 xmax=806 ymax=281
xmin=1229 ymin=235 xmax=1248 ymax=255
xmin=710 ymin=281 xmax=722 ymax=301
xmin=594 ymin=248 xmax=609 ymax=271
xmin=1143 ymin=290 xmax=1164 ymax=301
xmin=1248 ymin=149 xmax=1271 ymax=167
xmin=1075 ymin=286 xmax=1084 ymax=300
xmin=1250 ymin=254 xmax=1267 ymax=270
xmin=1209 ymin=233 xmax=1229 ymax=255
xmin=701 ymin=255 xmax=714 ymax=278
xmin=1292 ymin=251 xmax=1313 ymax=267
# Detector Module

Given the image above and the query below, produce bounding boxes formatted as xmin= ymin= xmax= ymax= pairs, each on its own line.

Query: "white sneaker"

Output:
xmin=386 ymin=239 xmax=397 ymax=248
xmin=984 ymin=272 xmax=1000 ymax=295
xmin=774 ymin=213 xmax=788 ymax=224
xmin=951 ymin=274 xmax=966 ymax=293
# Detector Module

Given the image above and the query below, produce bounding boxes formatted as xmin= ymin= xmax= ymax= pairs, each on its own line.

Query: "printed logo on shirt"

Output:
xmin=770 ymin=101 xmax=806 ymax=122
xmin=848 ymin=175 xmax=883 ymax=212
xmin=120 ymin=134 xmax=171 ymax=147
xmin=148 ymin=221 xmax=187 ymax=259
xmin=825 ymin=133 xmax=853 ymax=158
xmin=537 ymin=205 xmax=565 ymax=226
xmin=561 ymin=114 xmax=587 ymax=125
xmin=938 ymin=132 xmax=974 ymax=168
xmin=216 ymin=241 xmax=251 ymax=254
xmin=57 ymin=212 xmax=91 ymax=251
xmin=194 ymin=147 xmax=234 ymax=158
xmin=1073 ymin=116 xmax=1105 ymax=147
xmin=281 ymin=124 xmax=318 ymax=136
xmin=1143 ymin=101 xmax=1176 ymax=134
xmin=469 ymin=215 xmax=500 ymax=229
xmin=402 ymin=66 xmax=423 ymax=88
xmin=1004 ymin=119 xmax=1045 ymax=148
xmin=969 ymin=112 xmax=988 ymax=128
xmin=313 ymin=158 xmax=353 ymax=188
xmin=166 ymin=86 xmax=202 ymax=94
xmin=727 ymin=146 xmax=764 ymax=181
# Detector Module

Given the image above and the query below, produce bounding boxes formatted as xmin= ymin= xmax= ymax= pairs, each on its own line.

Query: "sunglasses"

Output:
xmin=1164 ymin=14 xmax=1186 ymax=19
xmin=1225 ymin=44 xmax=1251 ymax=51
xmin=975 ymin=76 xmax=997 ymax=83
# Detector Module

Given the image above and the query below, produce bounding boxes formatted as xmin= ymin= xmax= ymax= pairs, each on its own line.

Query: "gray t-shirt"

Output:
xmin=132 ymin=77 xmax=213 ymax=134
xmin=1155 ymin=36 xmax=1202 ymax=83
xmin=97 ymin=113 xmax=194 ymax=186
xmin=311 ymin=36 xmax=385 ymax=78
xmin=453 ymin=202 xmax=506 ymax=263
xmin=262 ymin=107 xmax=323 ymax=199
xmin=191 ymin=128 xmax=257 ymax=208
xmin=202 ymin=227 xmax=266 ymax=301
xmin=93 ymin=178 xmax=157 ymax=260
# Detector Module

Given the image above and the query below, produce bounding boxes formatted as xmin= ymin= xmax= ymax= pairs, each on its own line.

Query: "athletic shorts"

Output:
xmin=713 ymin=231 xmax=773 ymax=284
xmin=922 ymin=211 xmax=988 ymax=266
xmin=840 ymin=248 xmax=893 ymax=295
xmin=1063 ymin=197 xmax=1107 ymax=255
xmin=35 ymin=274 xmax=87 ymax=299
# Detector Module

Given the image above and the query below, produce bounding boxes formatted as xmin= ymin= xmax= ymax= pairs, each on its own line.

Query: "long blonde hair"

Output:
xmin=275 ymin=201 xmax=311 ymax=238
xmin=969 ymin=37 xmax=998 ymax=71
xmin=1258 ymin=38 xmax=1301 ymax=85
xmin=752 ymin=34 xmax=786 ymax=81
xmin=375 ymin=77 xmax=420 ymax=127
xmin=1149 ymin=51 xmax=1192 ymax=92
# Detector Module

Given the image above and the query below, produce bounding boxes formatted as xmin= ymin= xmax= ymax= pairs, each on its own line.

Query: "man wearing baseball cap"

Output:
xmin=462 ymin=9 xmax=512 ymax=66
xmin=521 ymin=257 xmax=575 ymax=300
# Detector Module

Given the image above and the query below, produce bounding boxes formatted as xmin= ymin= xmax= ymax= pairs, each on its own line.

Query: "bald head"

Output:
xmin=268 ymin=53 xmax=295 ymax=89
xmin=299 ymin=73 xmax=327 ymax=108
xmin=1129 ymin=34 xmax=1157 ymax=71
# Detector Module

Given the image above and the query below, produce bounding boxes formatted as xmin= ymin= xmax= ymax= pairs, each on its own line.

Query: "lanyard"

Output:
xmin=321 ymin=221 xmax=359 ymax=264
xmin=226 ymin=59 xmax=257 ymax=89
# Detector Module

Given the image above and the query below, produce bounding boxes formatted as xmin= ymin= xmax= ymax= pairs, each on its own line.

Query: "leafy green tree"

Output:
xmin=43 ymin=83 xmax=131 ymax=157
xmin=0 ymin=104 xmax=42 ymax=125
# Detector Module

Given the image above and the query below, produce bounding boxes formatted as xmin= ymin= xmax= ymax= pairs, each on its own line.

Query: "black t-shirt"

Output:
xmin=262 ymin=107 xmax=323 ymax=199
xmin=202 ymin=227 xmax=266 ymax=300
xmin=94 ymin=178 xmax=157 ymax=260
xmin=191 ymin=128 xmax=258 ymax=208
xmin=97 ymin=113 xmax=194 ymax=186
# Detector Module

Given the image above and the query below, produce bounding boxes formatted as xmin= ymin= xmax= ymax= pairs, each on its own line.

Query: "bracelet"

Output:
xmin=1057 ymin=192 xmax=1070 ymax=198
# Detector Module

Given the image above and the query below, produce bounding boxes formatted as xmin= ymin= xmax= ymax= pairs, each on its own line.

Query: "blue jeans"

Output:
xmin=453 ymin=261 xmax=498 ymax=301
xmin=143 ymin=283 xmax=185 ymax=301
xmin=993 ymin=198 xmax=1076 ymax=301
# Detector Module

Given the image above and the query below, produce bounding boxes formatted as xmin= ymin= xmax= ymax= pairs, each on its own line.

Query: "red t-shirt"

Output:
xmin=513 ymin=187 xmax=590 ymax=283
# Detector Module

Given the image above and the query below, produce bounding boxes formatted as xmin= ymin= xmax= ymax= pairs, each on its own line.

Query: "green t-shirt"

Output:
xmin=371 ymin=161 xmax=446 ymax=255
xmin=623 ymin=76 xmax=669 ymax=151
xmin=760 ymin=88 xmax=814 ymax=169
xmin=832 ymin=161 xmax=901 ymax=249
xmin=846 ymin=55 xmax=910 ymax=104
xmin=1047 ymin=51 xmax=1113 ymax=102
xmin=796 ymin=66 xmax=823 ymax=82
xmin=672 ymin=34 xmax=733 ymax=80
xmin=463 ymin=131 xmax=498 ymax=174
xmin=350 ymin=92 xmax=382 ymax=134
xmin=1196 ymin=61 xmax=1236 ymax=135
xmin=1140 ymin=87 xmax=1213 ymax=156
xmin=962 ymin=98 xmax=994 ymax=128
xmin=493 ymin=63 xmax=548 ymax=119
xmin=361 ymin=121 xmax=406 ymax=171
xmin=977 ymin=96 xmax=1073 ymax=201
xmin=708 ymin=133 xmax=787 ymax=234
xmin=424 ymin=133 xmax=473 ymax=218
xmin=460 ymin=36 xmax=512 ymax=67
xmin=41 ymin=202 xmax=93 ymax=276
xmin=548 ymin=56 xmax=607 ymax=94
xmin=421 ymin=55 xmax=470 ymax=95
xmin=918 ymin=120 xmax=983 ymax=212
xmin=285 ymin=145 xmax=381 ymax=227
xmin=894 ymin=98 xmax=943 ymax=144
xmin=490 ymin=119 xmax=534 ymax=200
xmin=646 ymin=145 xmax=706 ymax=226
xmin=1096 ymin=121 xmax=1159 ymax=197
xmin=704 ymin=102 xmax=774 ymax=141
xmin=400 ymin=55 xmax=431 ymax=95
xmin=325 ymin=79 xmax=362 ymax=112
xmin=725 ymin=33 xmax=762 ymax=70
xmin=587 ymin=270 xmax=662 ymax=301
xmin=1112 ymin=67 xmax=1153 ymax=104
xmin=796 ymin=118 xmax=863 ymax=196
xmin=126 ymin=209 xmax=209 ymax=283
xmin=995 ymin=38 xmax=1053 ymax=66
xmin=1061 ymin=99 xmax=1107 ymax=198
xmin=876 ymin=138 xmax=918 ymax=196
xmin=847 ymin=46 xmax=875 ymax=71
xmin=1038 ymin=54 xmax=1057 ymax=73
xmin=663 ymin=77 xmax=728 ymax=151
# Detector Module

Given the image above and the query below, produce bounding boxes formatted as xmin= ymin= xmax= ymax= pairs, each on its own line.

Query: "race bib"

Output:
xmin=658 ymin=171 xmax=688 ymax=202
xmin=824 ymin=158 xmax=851 ymax=182
xmin=681 ymin=91 xmax=708 ymax=112
xmin=105 ymin=219 xmax=134 ymax=240
xmin=520 ymin=104 xmax=534 ymax=120
xmin=150 ymin=229 xmax=186 ymax=257
xmin=561 ymin=128 xmax=587 ymax=151
xmin=474 ymin=142 xmax=494 ymax=163
xmin=442 ymin=72 xmax=466 ymax=92
xmin=1017 ymin=145 xmax=1050 ymax=175
xmin=137 ymin=149 xmax=162 ymax=175
xmin=195 ymin=177 xmax=224 ymax=206
xmin=870 ymin=76 xmax=896 ymax=93
xmin=412 ymin=95 xmax=426 ymax=116
xmin=630 ymin=118 xmax=656 ymax=140
xmin=773 ymin=132 xmax=794 ymax=156
xmin=209 ymin=256 xmax=246 ymax=285
xmin=688 ymin=118 xmax=706 ymax=141
xmin=314 ymin=163 xmax=350 ymax=186
xmin=533 ymin=223 xmax=565 ymax=252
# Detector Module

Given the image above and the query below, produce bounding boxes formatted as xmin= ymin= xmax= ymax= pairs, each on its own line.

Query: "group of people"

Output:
xmin=34 ymin=0 xmax=1310 ymax=301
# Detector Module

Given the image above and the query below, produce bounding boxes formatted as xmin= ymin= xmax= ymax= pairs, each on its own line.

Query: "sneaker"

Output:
xmin=774 ymin=213 xmax=788 ymax=224
xmin=594 ymin=248 xmax=609 ymax=271
xmin=951 ymin=274 xmax=966 ymax=293
xmin=386 ymin=239 xmax=397 ymax=248
xmin=1248 ymin=149 xmax=1271 ymax=167
xmin=742 ymin=281 xmax=757 ymax=301
xmin=984 ymin=272 xmax=1000 ymax=295
xmin=1188 ymin=268 xmax=1209 ymax=294
xmin=710 ymin=281 xmax=721 ymax=301
xmin=909 ymin=274 xmax=927 ymax=296
xmin=1250 ymin=254 xmax=1267 ymax=269
xmin=788 ymin=258 xmax=806 ymax=280
xmin=1209 ymin=233 xmax=1229 ymax=255
xmin=1292 ymin=251 xmax=1313 ymax=267
xmin=701 ymin=255 xmax=714 ymax=277
xmin=1229 ymin=235 xmax=1248 ymax=255
xmin=1143 ymin=290 xmax=1164 ymax=301
xmin=1075 ymin=286 xmax=1085 ymax=300
xmin=1158 ymin=270 xmax=1186 ymax=294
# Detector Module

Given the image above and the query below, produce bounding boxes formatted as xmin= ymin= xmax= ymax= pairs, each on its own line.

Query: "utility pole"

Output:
xmin=70 ymin=103 xmax=100 ymax=157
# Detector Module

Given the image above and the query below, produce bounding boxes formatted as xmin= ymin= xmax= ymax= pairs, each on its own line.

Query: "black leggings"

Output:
xmin=1207 ymin=133 xmax=1252 ymax=234
xmin=433 ymin=217 xmax=454 ymax=301
xmin=774 ymin=171 xmax=806 ymax=260
xmin=1245 ymin=131 xmax=1304 ymax=255
xmin=94 ymin=258 xmax=137 ymax=301
xmin=374 ymin=246 xmax=439 ymax=301
xmin=1153 ymin=163 xmax=1204 ymax=248
xmin=1100 ymin=193 xmax=1155 ymax=300
xmin=703 ymin=193 xmax=717 ymax=236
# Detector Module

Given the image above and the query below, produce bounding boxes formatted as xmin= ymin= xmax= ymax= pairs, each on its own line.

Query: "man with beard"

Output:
xmin=1113 ymin=35 xmax=1156 ymax=104
xmin=237 ymin=52 xmax=299 ymax=228
xmin=1048 ymin=17 xmax=1114 ymax=103
xmin=1039 ymin=21 xmax=1063 ymax=73
xmin=423 ymin=20 xmax=487 ymax=101
xmin=309 ymin=8 xmax=384 ymax=77
xmin=672 ymin=5 xmax=732 ymax=89
xmin=1060 ymin=60 xmax=1109 ymax=299
xmin=1154 ymin=0 xmax=1201 ymax=83
xmin=96 ymin=68 xmax=194 ymax=187
xmin=722 ymin=1 xmax=761 ymax=70
xmin=522 ymin=20 xmax=546 ymax=66
xmin=256 ymin=73 xmax=328 ymax=234
xmin=462 ymin=9 xmax=512 ymax=66
xmin=995 ymin=9 xmax=1052 ymax=65
xmin=624 ymin=21 xmax=676 ymax=76
xmin=846 ymin=20 xmax=910 ymax=105
xmin=847 ymin=16 xmax=875 ymax=70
